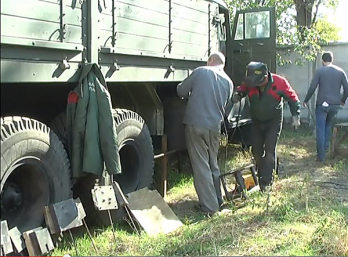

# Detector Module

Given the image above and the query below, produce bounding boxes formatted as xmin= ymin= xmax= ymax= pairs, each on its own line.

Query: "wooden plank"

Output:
xmin=1 ymin=15 xmax=82 ymax=44
xmin=100 ymin=11 xmax=213 ymax=46
xmin=99 ymin=30 xmax=209 ymax=58
xmin=127 ymin=188 xmax=183 ymax=236
xmin=170 ymin=41 xmax=209 ymax=58
xmin=23 ymin=228 xmax=54 ymax=256
xmin=1 ymin=44 xmax=83 ymax=63
xmin=115 ymin=2 xmax=169 ymax=27
xmin=38 ymin=0 xmax=83 ymax=9
xmin=171 ymin=18 xmax=208 ymax=35
xmin=0 ymin=58 xmax=194 ymax=83
xmin=0 ymin=60 xmax=81 ymax=83
xmin=117 ymin=0 xmax=169 ymax=15
xmin=99 ymin=30 xmax=168 ymax=53
xmin=171 ymin=0 xmax=209 ymax=13
xmin=22 ymin=227 xmax=43 ymax=257
xmin=8 ymin=227 xmax=26 ymax=253
xmin=330 ymin=123 xmax=348 ymax=158
xmin=100 ymin=15 xmax=169 ymax=41
xmin=336 ymin=122 xmax=348 ymax=127
xmin=100 ymin=64 xmax=192 ymax=82
xmin=171 ymin=2 xmax=209 ymax=24
xmin=1 ymin=0 xmax=82 ymax=26
xmin=172 ymin=29 xmax=209 ymax=46
xmin=0 ymin=221 xmax=13 ymax=255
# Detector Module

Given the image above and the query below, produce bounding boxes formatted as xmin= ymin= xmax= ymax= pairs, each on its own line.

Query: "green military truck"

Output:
xmin=0 ymin=0 xmax=276 ymax=237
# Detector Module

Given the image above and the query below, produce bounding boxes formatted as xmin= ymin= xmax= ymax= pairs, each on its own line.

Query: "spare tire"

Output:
xmin=1 ymin=116 xmax=72 ymax=233
xmin=50 ymin=109 xmax=154 ymax=224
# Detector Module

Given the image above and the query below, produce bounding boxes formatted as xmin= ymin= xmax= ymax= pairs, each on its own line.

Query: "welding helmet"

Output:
xmin=243 ymin=61 xmax=269 ymax=88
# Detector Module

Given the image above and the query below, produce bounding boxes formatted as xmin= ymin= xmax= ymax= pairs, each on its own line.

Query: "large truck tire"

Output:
xmin=1 ymin=116 xmax=72 ymax=234
xmin=50 ymin=108 xmax=154 ymax=225
xmin=49 ymin=112 xmax=68 ymax=154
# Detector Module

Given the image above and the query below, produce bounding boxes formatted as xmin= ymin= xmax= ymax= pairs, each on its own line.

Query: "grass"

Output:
xmin=52 ymin=125 xmax=348 ymax=256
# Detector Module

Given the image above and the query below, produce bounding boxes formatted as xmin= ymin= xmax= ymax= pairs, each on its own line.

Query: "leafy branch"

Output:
xmin=226 ymin=0 xmax=340 ymax=66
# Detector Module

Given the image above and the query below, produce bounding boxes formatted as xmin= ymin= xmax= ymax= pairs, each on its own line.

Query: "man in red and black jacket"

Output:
xmin=232 ymin=62 xmax=301 ymax=191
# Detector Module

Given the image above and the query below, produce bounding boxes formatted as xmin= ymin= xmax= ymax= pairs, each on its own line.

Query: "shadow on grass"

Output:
xmin=158 ymin=182 xmax=348 ymax=256
xmin=53 ymin=214 xmax=141 ymax=254
xmin=168 ymin=199 xmax=210 ymax=224
xmin=275 ymin=124 xmax=348 ymax=180
xmin=156 ymin=213 xmax=270 ymax=256
xmin=53 ymin=125 xmax=348 ymax=256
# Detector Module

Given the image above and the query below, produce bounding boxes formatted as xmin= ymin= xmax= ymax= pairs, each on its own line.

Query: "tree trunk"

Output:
xmin=293 ymin=0 xmax=316 ymax=41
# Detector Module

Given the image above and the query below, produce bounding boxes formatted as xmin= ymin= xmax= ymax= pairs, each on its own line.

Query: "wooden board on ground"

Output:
xmin=23 ymin=227 xmax=54 ymax=256
xmin=1 ymin=220 xmax=13 ymax=255
xmin=330 ymin=122 xmax=348 ymax=158
xmin=127 ymin=188 xmax=183 ymax=236
xmin=44 ymin=198 xmax=86 ymax=234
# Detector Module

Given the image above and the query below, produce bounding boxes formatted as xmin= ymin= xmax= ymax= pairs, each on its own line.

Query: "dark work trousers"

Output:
xmin=251 ymin=117 xmax=282 ymax=189
xmin=185 ymin=124 xmax=223 ymax=213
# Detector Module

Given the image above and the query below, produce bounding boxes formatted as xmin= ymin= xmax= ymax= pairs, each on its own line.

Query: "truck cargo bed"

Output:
xmin=1 ymin=0 xmax=222 ymax=83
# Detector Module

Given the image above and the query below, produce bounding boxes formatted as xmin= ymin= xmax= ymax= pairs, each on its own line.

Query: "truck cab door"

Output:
xmin=231 ymin=7 xmax=276 ymax=87
xmin=223 ymin=7 xmax=276 ymax=138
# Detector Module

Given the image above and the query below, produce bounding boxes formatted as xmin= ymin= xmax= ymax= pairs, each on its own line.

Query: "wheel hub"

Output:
xmin=1 ymin=182 xmax=23 ymax=212
xmin=1 ymin=159 xmax=51 ymax=233
xmin=115 ymin=140 xmax=141 ymax=194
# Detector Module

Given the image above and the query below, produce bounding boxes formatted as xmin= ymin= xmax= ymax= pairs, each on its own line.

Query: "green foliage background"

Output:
xmin=226 ymin=0 xmax=341 ymax=65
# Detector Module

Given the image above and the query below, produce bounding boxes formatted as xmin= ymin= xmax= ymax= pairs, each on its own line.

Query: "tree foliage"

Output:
xmin=226 ymin=0 xmax=340 ymax=65
xmin=314 ymin=16 xmax=341 ymax=43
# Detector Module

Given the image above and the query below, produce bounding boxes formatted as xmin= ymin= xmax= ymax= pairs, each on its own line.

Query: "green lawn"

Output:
xmin=52 ymin=126 xmax=348 ymax=256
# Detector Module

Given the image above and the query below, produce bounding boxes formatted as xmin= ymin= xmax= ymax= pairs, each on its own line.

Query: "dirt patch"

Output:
xmin=277 ymin=129 xmax=348 ymax=203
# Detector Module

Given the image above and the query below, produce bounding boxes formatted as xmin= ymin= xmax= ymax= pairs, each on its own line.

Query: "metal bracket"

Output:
xmin=43 ymin=198 xmax=86 ymax=234
xmin=164 ymin=64 xmax=175 ymax=79
xmin=212 ymin=16 xmax=221 ymax=26
xmin=111 ymin=31 xmax=119 ymax=48
xmin=23 ymin=228 xmax=54 ymax=256
xmin=110 ymin=60 xmax=120 ymax=72
xmin=91 ymin=185 xmax=118 ymax=211
xmin=61 ymin=24 xmax=68 ymax=40
xmin=9 ymin=226 xmax=25 ymax=253
xmin=60 ymin=58 xmax=70 ymax=70
xmin=1 ymin=220 xmax=13 ymax=255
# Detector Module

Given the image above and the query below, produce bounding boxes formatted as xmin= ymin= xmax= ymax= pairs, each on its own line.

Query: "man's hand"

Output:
xmin=292 ymin=115 xmax=300 ymax=130
xmin=303 ymin=102 xmax=308 ymax=108
xmin=232 ymin=93 xmax=242 ymax=104
xmin=341 ymin=101 xmax=345 ymax=106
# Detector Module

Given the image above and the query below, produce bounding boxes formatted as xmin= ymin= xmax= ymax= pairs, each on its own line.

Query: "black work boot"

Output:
xmin=194 ymin=204 xmax=217 ymax=216
xmin=259 ymin=179 xmax=273 ymax=193
xmin=260 ymin=185 xmax=272 ymax=193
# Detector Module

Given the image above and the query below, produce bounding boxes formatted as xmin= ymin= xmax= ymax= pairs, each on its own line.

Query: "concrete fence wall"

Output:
xmin=276 ymin=42 xmax=348 ymax=122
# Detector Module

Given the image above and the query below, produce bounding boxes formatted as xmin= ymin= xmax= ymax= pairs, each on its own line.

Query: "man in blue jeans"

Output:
xmin=303 ymin=51 xmax=348 ymax=162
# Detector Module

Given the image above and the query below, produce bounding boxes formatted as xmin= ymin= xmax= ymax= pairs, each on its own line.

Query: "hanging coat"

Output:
xmin=66 ymin=63 xmax=121 ymax=178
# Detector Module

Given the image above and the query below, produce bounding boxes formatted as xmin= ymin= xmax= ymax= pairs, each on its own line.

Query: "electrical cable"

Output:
xmin=222 ymin=100 xmax=243 ymax=174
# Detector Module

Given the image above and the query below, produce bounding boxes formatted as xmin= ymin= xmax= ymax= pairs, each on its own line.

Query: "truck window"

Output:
xmin=230 ymin=7 xmax=276 ymax=86
xmin=234 ymin=11 xmax=270 ymax=40
xmin=234 ymin=14 xmax=243 ymax=40
xmin=218 ymin=14 xmax=227 ymax=41
xmin=245 ymin=11 xmax=270 ymax=39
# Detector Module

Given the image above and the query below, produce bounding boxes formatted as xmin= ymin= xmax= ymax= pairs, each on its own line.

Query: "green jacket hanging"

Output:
xmin=66 ymin=63 xmax=121 ymax=178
